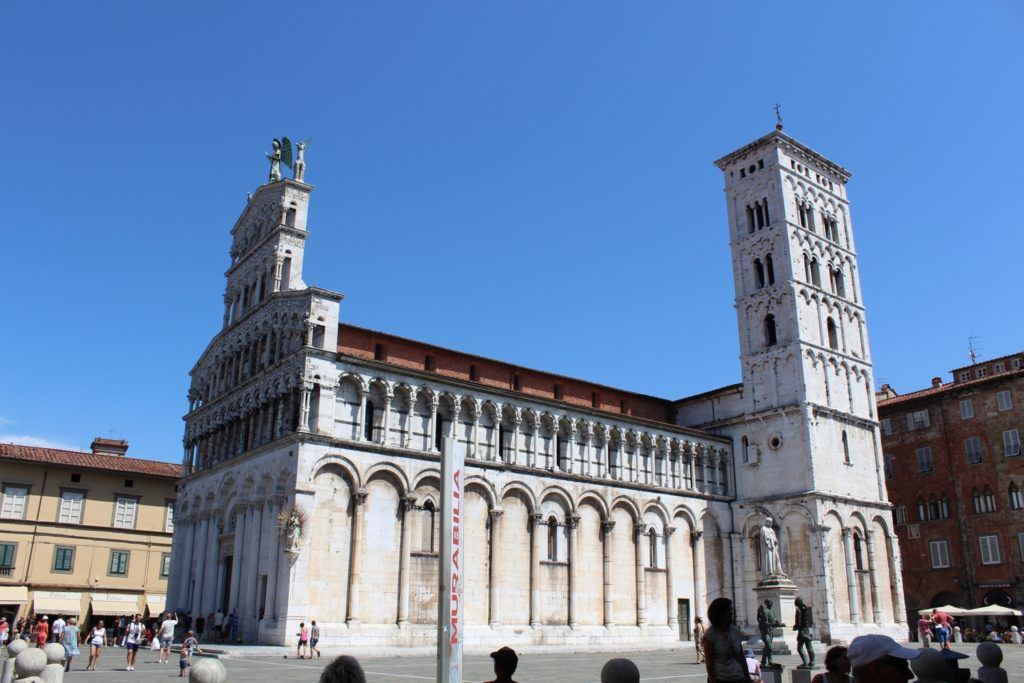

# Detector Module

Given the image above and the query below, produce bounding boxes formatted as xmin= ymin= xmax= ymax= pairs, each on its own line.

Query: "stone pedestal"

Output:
xmin=760 ymin=665 xmax=784 ymax=683
xmin=790 ymin=668 xmax=817 ymax=683
xmin=753 ymin=574 xmax=798 ymax=657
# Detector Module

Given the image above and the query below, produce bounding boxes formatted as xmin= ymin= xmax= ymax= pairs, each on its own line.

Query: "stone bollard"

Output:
xmin=14 ymin=647 xmax=47 ymax=681
xmin=909 ymin=647 xmax=946 ymax=683
xmin=39 ymin=643 xmax=66 ymax=683
xmin=975 ymin=641 xmax=1008 ymax=683
xmin=189 ymin=657 xmax=228 ymax=683
xmin=2 ymin=639 xmax=28 ymax=683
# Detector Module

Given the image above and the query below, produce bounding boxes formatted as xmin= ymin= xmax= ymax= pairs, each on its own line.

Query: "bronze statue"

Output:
xmin=794 ymin=596 xmax=815 ymax=668
xmin=757 ymin=599 xmax=781 ymax=666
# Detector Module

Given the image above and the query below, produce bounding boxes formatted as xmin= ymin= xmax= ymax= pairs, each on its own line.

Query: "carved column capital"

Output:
xmin=489 ymin=508 xmax=504 ymax=519
xmin=633 ymin=522 xmax=647 ymax=536
xmin=691 ymin=530 xmax=704 ymax=543
xmin=354 ymin=489 xmax=368 ymax=505
xmin=568 ymin=514 xmax=581 ymax=529
xmin=601 ymin=520 xmax=616 ymax=532
xmin=529 ymin=512 xmax=543 ymax=525
xmin=402 ymin=495 xmax=418 ymax=511
xmin=665 ymin=525 xmax=677 ymax=536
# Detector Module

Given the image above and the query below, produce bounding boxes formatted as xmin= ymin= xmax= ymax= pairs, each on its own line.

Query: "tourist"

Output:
xmin=702 ymin=597 xmax=750 ymax=683
xmin=52 ymin=614 xmax=65 ymax=643
xmin=811 ymin=646 xmax=851 ymax=683
xmin=847 ymin=634 xmax=921 ymax=683
xmin=178 ymin=630 xmax=201 ymax=677
xmin=228 ymin=608 xmax=239 ymax=642
xmin=934 ymin=620 xmax=950 ymax=650
xmin=0 ymin=616 xmax=8 ymax=644
xmin=693 ymin=616 xmax=707 ymax=663
xmin=125 ymin=613 xmax=144 ymax=671
xmin=600 ymin=658 xmax=640 ymax=683
xmin=917 ymin=613 xmax=933 ymax=646
xmin=214 ymin=609 xmax=224 ymax=642
xmin=743 ymin=648 xmax=762 ymax=683
xmin=158 ymin=610 xmax=178 ymax=663
xmin=1012 ymin=625 xmax=1022 ymax=645
xmin=485 ymin=646 xmax=519 ymax=683
xmin=310 ymin=619 xmax=321 ymax=658
xmin=206 ymin=612 xmax=216 ymax=641
xmin=319 ymin=654 xmax=367 ymax=683
xmin=953 ymin=624 xmax=962 ymax=643
xmin=297 ymin=621 xmax=310 ymax=658
xmin=35 ymin=615 xmax=49 ymax=647
xmin=61 ymin=617 xmax=80 ymax=672
xmin=195 ymin=613 xmax=205 ymax=641
xmin=87 ymin=620 xmax=106 ymax=671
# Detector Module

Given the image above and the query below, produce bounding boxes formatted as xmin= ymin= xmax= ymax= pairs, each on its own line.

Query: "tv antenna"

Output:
xmin=968 ymin=336 xmax=983 ymax=364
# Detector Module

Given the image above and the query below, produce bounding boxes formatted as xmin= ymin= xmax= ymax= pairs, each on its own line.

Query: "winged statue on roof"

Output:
xmin=267 ymin=137 xmax=312 ymax=183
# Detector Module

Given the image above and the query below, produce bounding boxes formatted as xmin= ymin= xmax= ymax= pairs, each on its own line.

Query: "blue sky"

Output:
xmin=2 ymin=2 xmax=1021 ymax=461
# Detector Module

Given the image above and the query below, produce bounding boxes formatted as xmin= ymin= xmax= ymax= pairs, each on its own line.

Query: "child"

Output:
xmin=179 ymin=630 xmax=201 ymax=677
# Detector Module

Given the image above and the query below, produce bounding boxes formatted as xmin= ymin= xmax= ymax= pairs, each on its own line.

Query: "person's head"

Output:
xmin=824 ymin=646 xmax=850 ymax=674
xmin=707 ymin=597 xmax=734 ymax=630
xmin=41 ymin=616 xmax=48 ymax=622
xmin=490 ymin=646 xmax=518 ymax=678
xmin=312 ymin=620 xmax=317 ymax=626
xmin=795 ymin=597 xmax=804 ymax=608
xmin=694 ymin=616 xmax=702 ymax=624
xmin=134 ymin=613 xmax=141 ymax=622
xmin=600 ymin=658 xmax=640 ymax=683
xmin=68 ymin=617 xmax=76 ymax=626
xmin=319 ymin=655 xmax=367 ymax=683
xmin=300 ymin=622 xmax=305 ymax=628
xmin=97 ymin=620 xmax=104 ymax=628
xmin=186 ymin=630 xmax=194 ymax=637
xmin=764 ymin=516 xmax=773 ymax=526
xmin=848 ymin=634 xmax=920 ymax=682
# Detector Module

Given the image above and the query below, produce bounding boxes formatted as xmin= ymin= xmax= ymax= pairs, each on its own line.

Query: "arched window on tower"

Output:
xmin=364 ymin=400 xmax=376 ymax=441
xmin=842 ymin=430 xmax=851 ymax=464
xmin=280 ymin=257 xmax=292 ymax=291
xmin=765 ymin=254 xmax=775 ymax=285
xmin=421 ymin=500 xmax=436 ymax=552
xmin=741 ymin=436 xmax=749 ymax=465
xmin=834 ymin=269 xmax=846 ymax=297
xmin=547 ymin=516 xmax=559 ymax=561
xmin=764 ymin=314 xmax=777 ymax=347
xmin=853 ymin=533 xmax=865 ymax=571
xmin=755 ymin=201 xmax=765 ymax=229
xmin=797 ymin=200 xmax=809 ymax=229
xmin=648 ymin=527 xmax=659 ymax=568
xmin=810 ymin=258 xmax=821 ymax=287
xmin=285 ymin=206 xmax=297 ymax=227
xmin=746 ymin=205 xmax=756 ymax=234
xmin=928 ymin=496 xmax=939 ymax=520
xmin=754 ymin=259 xmax=765 ymax=289
xmin=827 ymin=317 xmax=839 ymax=350
xmin=803 ymin=253 xmax=811 ymax=282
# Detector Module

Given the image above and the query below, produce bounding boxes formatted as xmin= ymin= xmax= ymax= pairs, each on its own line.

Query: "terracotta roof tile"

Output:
xmin=877 ymin=369 xmax=1024 ymax=408
xmin=0 ymin=443 xmax=180 ymax=478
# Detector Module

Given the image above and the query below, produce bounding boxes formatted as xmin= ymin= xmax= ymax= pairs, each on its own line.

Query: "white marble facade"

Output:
xmin=167 ymin=129 xmax=907 ymax=649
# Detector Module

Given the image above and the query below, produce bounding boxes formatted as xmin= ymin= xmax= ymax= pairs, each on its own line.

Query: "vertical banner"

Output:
xmin=437 ymin=439 xmax=464 ymax=683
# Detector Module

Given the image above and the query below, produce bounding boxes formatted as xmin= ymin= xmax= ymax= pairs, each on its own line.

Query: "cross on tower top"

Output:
xmin=774 ymin=104 xmax=783 ymax=130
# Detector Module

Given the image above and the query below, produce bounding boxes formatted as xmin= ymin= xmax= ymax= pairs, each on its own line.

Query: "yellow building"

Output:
xmin=0 ymin=438 xmax=178 ymax=626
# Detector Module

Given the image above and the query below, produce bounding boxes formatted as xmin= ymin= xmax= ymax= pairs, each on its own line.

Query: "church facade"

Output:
xmin=165 ymin=128 xmax=907 ymax=649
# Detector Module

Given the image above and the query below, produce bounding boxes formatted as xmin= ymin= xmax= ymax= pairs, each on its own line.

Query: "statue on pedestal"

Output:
xmin=794 ymin=596 xmax=815 ymax=669
xmin=757 ymin=599 xmax=782 ymax=667
xmin=759 ymin=516 xmax=782 ymax=577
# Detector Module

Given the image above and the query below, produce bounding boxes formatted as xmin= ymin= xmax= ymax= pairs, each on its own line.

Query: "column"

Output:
xmin=566 ymin=424 xmax=576 ymax=474
xmin=864 ymin=531 xmax=884 ymax=624
xmin=700 ymin=449 xmax=710 ymax=493
xmin=491 ymin=404 xmax=502 ymax=462
xmin=713 ymin=451 xmax=723 ymax=495
xmin=692 ymin=531 xmax=706 ymax=623
xmin=841 ymin=528 xmax=862 ymax=623
xmin=242 ymin=502 xmax=264 ymax=630
xmin=583 ymin=426 xmax=593 ymax=477
xmin=597 ymin=437 xmax=607 ymax=477
xmin=471 ymin=403 xmax=480 ymax=458
xmin=356 ymin=389 xmax=368 ymax=441
xmin=452 ymin=403 xmax=462 ymax=457
xmin=568 ymin=514 xmax=580 ymax=628
xmin=397 ymin=496 xmax=416 ymax=626
xmin=616 ymin=441 xmax=624 ymax=481
xmin=346 ymin=490 xmax=368 ymax=625
xmin=665 ymin=526 xmax=677 ymax=629
xmin=814 ymin=525 xmax=838 ymax=623
xmin=200 ymin=515 xmax=221 ymax=614
xmin=405 ymin=396 xmax=416 ymax=448
xmin=273 ymin=257 xmax=283 ymax=291
xmin=189 ymin=516 xmax=210 ymax=616
xmin=228 ymin=507 xmax=246 ymax=614
xmin=488 ymin=508 xmax=503 ymax=627
xmin=381 ymin=393 xmax=392 ymax=445
xmin=511 ymin=412 xmax=521 ymax=465
xmin=527 ymin=418 xmax=538 ymax=468
xmin=429 ymin=397 xmax=439 ymax=452
xmin=602 ymin=521 xmax=616 ymax=626
xmin=530 ymin=513 xmax=542 ymax=627
xmin=263 ymin=500 xmax=281 ymax=620
xmin=175 ymin=518 xmax=196 ymax=611
xmin=254 ymin=501 xmax=274 ymax=623
xmin=634 ymin=523 xmax=647 ymax=626
xmin=298 ymin=384 xmax=312 ymax=433
xmin=887 ymin=534 xmax=908 ymax=624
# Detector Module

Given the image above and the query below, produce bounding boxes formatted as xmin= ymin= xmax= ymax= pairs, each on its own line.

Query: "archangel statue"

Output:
xmin=267 ymin=137 xmax=310 ymax=184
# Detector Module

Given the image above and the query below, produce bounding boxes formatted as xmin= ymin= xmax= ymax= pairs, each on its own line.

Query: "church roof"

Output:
xmin=714 ymin=129 xmax=852 ymax=182
xmin=0 ymin=442 xmax=180 ymax=478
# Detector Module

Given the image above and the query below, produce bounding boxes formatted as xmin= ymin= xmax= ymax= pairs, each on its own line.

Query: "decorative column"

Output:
xmin=602 ymin=520 xmax=616 ymax=626
xmin=510 ymin=410 xmax=521 ymax=465
xmin=263 ymin=499 xmax=282 ymax=620
xmin=530 ymin=512 xmax=542 ymax=628
xmin=527 ymin=416 xmax=539 ymax=468
xmin=568 ymin=514 xmax=580 ymax=628
xmin=346 ymin=490 xmax=368 ymax=625
xmin=491 ymin=404 xmax=502 ymax=462
xmin=864 ymin=531 xmax=884 ymax=624
xmin=616 ymin=440 xmax=624 ymax=481
xmin=712 ymin=450 xmax=723 ymax=495
xmin=565 ymin=422 xmax=576 ymax=473
xmin=273 ymin=257 xmax=283 ymax=292
xmin=298 ymin=383 xmax=312 ymax=433
xmin=190 ymin=514 xmax=213 ymax=615
xmin=700 ymin=447 xmax=710 ymax=493
xmin=381 ymin=391 xmax=393 ymax=445
xmin=228 ymin=507 xmax=246 ymax=614
xmin=841 ymin=528 xmax=862 ymax=623
xmin=451 ymin=402 xmax=462 ymax=457
xmin=429 ymin=396 xmax=439 ymax=452
xmin=176 ymin=517 xmax=196 ymax=610
xmin=665 ymin=526 xmax=677 ymax=629
xmin=887 ymin=534 xmax=907 ymax=624
xmin=488 ymin=508 xmax=503 ymax=627
xmin=242 ymin=501 xmax=264 ymax=630
xmin=405 ymin=394 xmax=416 ymax=448
xmin=634 ymin=523 xmax=647 ymax=626
xmin=584 ymin=424 xmax=594 ymax=477
xmin=356 ymin=388 xmax=368 ymax=441
xmin=471 ymin=401 xmax=481 ymax=458
xmin=397 ymin=496 xmax=416 ymax=626
xmin=691 ymin=531 xmax=706 ymax=623
xmin=814 ymin=525 xmax=838 ymax=623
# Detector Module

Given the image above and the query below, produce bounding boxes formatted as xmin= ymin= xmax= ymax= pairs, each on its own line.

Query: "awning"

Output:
xmin=918 ymin=604 xmax=970 ymax=616
xmin=33 ymin=591 xmax=83 ymax=615
xmin=0 ymin=586 xmax=29 ymax=603
xmin=90 ymin=593 xmax=141 ymax=616
xmin=964 ymin=605 xmax=1023 ymax=617
xmin=145 ymin=594 xmax=166 ymax=616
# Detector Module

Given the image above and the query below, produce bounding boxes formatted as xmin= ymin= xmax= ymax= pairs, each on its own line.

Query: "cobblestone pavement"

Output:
xmin=4 ymin=642 xmax=1024 ymax=681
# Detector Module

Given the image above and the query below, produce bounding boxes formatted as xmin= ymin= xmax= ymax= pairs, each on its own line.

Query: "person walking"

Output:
xmin=213 ymin=609 xmax=224 ymax=642
xmin=61 ymin=617 xmax=80 ymax=671
xmin=178 ymin=630 xmax=201 ymax=677
xmin=125 ymin=613 xmax=144 ymax=671
xmin=309 ymin=620 xmax=321 ymax=658
xmin=693 ymin=616 xmax=707 ymax=663
xmin=0 ymin=616 xmax=8 ymax=645
xmin=484 ymin=646 xmax=520 ymax=683
xmin=87 ymin=620 xmax=106 ymax=671
xmin=158 ymin=611 xmax=178 ymax=663
xmin=917 ymin=614 xmax=933 ymax=647
xmin=297 ymin=622 xmax=310 ymax=659
xmin=51 ymin=615 xmax=65 ymax=643
xmin=228 ymin=608 xmax=239 ymax=643
xmin=35 ymin=616 xmax=50 ymax=647
xmin=702 ymin=598 xmax=751 ymax=683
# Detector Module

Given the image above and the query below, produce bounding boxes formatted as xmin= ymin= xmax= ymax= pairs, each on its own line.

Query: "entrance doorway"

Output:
xmin=677 ymin=598 xmax=691 ymax=640
xmin=220 ymin=556 xmax=233 ymax=615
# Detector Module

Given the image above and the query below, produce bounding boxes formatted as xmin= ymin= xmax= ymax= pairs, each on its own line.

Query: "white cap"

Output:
xmin=847 ymin=634 xmax=921 ymax=668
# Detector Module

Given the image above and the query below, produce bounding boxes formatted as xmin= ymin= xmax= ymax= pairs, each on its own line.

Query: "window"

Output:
xmin=907 ymin=410 xmax=930 ymax=431
xmin=883 ymin=454 xmax=894 ymax=479
xmin=973 ymin=487 xmax=997 ymax=514
xmin=994 ymin=363 xmax=1005 ymax=373
xmin=373 ymin=343 xmax=384 ymax=361
xmin=916 ymin=446 xmax=933 ymax=473
xmin=929 ymin=540 xmax=951 ymax=569
xmin=959 ymin=372 xmax=971 ymax=382
xmin=109 ymin=550 xmax=130 ymax=575
xmin=160 ymin=553 xmax=171 ymax=578
xmin=421 ymin=500 xmax=436 ymax=552
xmin=842 ymin=431 xmax=851 ymax=464
xmin=979 ymin=534 xmax=1002 ymax=565
xmin=0 ymin=542 xmax=15 ymax=576
xmin=894 ymin=505 xmax=907 ymax=526
xmin=810 ymin=258 xmax=821 ymax=286
xmin=826 ymin=317 xmax=838 ymax=350
xmin=977 ymin=367 xmax=988 ymax=378
xmin=648 ymin=528 xmax=659 ymax=568
xmin=746 ymin=204 xmax=756 ymax=234
xmin=1019 ymin=532 xmax=1024 ymax=562
xmin=513 ymin=374 xmax=522 ymax=391
xmin=164 ymin=501 xmax=175 ymax=532
xmin=764 ymin=314 xmax=777 ymax=347
xmin=997 ymin=390 xmax=1013 ymax=412
xmin=1009 ymin=483 xmax=1024 ymax=511
xmin=1005 ymin=429 xmax=1021 ymax=457
xmin=765 ymin=254 xmax=775 ymax=285
xmin=1 ymin=485 xmax=28 ymax=519
xmin=52 ymin=546 xmax=75 ymax=573
xmin=364 ymin=400 xmax=376 ymax=441
xmin=58 ymin=490 xmax=84 ymax=524
xmin=917 ymin=498 xmax=928 ymax=521
xmin=964 ymin=437 xmax=983 ymax=464
xmin=469 ymin=364 xmax=478 ymax=382
xmin=554 ymin=384 xmax=563 ymax=400
xmin=960 ymin=399 xmax=974 ymax=419
xmin=880 ymin=418 xmax=892 ymax=436
xmin=939 ymin=495 xmax=950 ymax=519
xmin=546 ymin=516 xmax=559 ymax=561
xmin=113 ymin=497 xmax=138 ymax=529
xmin=754 ymin=259 xmax=765 ymax=288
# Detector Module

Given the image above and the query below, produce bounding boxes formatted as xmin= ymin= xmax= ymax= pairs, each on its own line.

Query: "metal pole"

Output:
xmin=437 ymin=440 xmax=464 ymax=683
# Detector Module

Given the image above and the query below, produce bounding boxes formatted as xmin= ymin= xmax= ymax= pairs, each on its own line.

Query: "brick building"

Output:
xmin=878 ymin=352 xmax=1024 ymax=616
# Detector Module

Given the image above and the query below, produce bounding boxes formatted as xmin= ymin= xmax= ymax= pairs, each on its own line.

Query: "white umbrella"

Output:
xmin=964 ymin=605 xmax=1022 ymax=617
xmin=918 ymin=604 xmax=970 ymax=616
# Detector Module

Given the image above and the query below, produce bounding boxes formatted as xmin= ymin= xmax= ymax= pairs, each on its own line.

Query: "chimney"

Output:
xmin=91 ymin=437 xmax=129 ymax=457
xmin=931 ymin=377 xmax=942 ymax=389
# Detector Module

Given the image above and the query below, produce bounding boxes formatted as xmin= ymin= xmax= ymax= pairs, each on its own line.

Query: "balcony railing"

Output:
xmin=0 ymin=567 xmax=13 ymax=578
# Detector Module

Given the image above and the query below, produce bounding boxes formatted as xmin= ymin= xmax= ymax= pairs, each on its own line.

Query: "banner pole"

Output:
xmin=437 ymin=439 xmax=464 ymax=683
